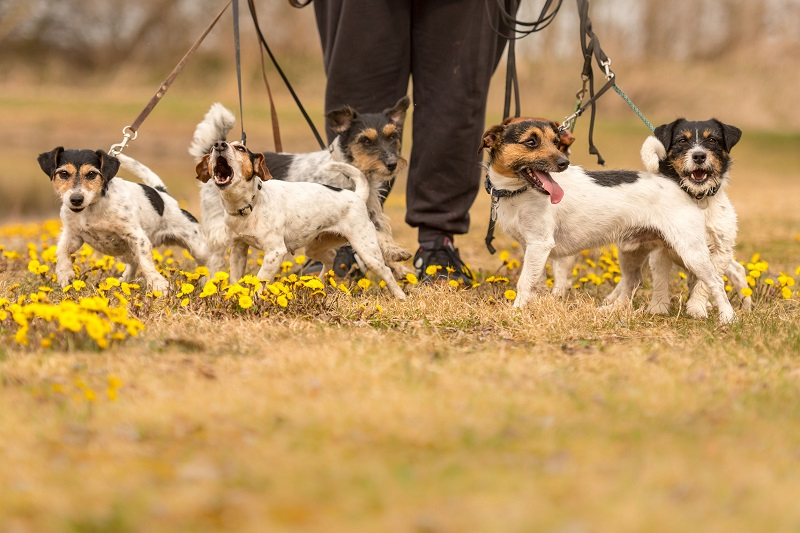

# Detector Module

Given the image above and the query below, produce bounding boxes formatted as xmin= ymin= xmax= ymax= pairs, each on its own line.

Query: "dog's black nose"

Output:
xmin=213 ymin=140 xmax=228 ymax=150
xmin=693 ymin=152 xmax=706 ymax=164
xmin=70 ymin=194 xmax=84 ymax=206
xmin=556 ymin=157 xmax=570 ymax=171
xmin=386 ymin=161 xmax=397 ymax=172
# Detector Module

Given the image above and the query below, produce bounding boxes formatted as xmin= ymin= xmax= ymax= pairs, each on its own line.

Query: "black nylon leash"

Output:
xmin=232 ymin=0 xmax=246 ymax=145
xmin=248 ymin=0 xmax=326 ymax=150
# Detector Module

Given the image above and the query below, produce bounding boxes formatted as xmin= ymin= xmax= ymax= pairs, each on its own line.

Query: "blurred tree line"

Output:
xmin=2 ymin=0 xmax=798 ymax=76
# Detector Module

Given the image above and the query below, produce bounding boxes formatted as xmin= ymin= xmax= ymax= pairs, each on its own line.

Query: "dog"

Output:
xmin=188 ymin=98 xmax=412 ymax=277
xmin=480 ymin=118 xmax=737 ymax=323
xmin=601 ymin=118 xmax=750 ymax=317
xmin=502 ymin=115 xmax=576 ymax=154
xmin=37 ymin=147 xmax=207 ymax=293
xmin=194 ymin=139 xmax=406 ymax=299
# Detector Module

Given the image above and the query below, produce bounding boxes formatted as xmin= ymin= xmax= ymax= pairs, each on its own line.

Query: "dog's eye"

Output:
xmin=360 ymin=137 xmax=372 ymax=146
xmin=57 ymin=170 xmax=70 ymax=179
xmin=85 ymin=171 xmax=98 ymax=180
xmin=234 ymin=145 xmax=246 ymax=152
xmin=676 ymin=138 xmax=688 ymax=145
xmin=707 ymin=137 xmax=718 ymax=144
xmin=524 ymin=138 xmax=539 ymax=148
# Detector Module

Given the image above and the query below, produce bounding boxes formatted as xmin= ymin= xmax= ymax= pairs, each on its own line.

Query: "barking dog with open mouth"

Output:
xmin=194 ymin=140 xmax=406 ymax=299
xmin=37 ymin=147 xmax=207 ymax=293
xmin=602 ymin=118 xmax=750 ymax=317
xmin=480 ymin=118 xmax=737 ymax=323
xmin=189 ymin=99 xmax=411 ymax=277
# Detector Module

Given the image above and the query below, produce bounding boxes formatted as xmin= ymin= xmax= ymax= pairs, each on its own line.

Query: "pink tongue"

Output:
xmin=535 ymin=170 xmax=564 ymax=204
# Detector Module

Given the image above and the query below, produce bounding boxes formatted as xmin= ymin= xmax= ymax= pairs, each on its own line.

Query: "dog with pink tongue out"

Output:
xmin=480 ymin=118 xmax=737 ymax=323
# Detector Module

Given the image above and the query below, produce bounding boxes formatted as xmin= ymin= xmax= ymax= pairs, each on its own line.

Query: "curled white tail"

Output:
xmin=116 ymin=153 xmax=168 ymax=191
xmin=323 ymin=162 xmax=370 ymax=203
xmin=641 ymin=135 xmax=666 ymax=173
xmin=188 ymin=103 xmax=236 ymax=162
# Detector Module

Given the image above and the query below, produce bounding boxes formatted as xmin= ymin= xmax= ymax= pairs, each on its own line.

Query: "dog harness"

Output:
xmin=483 ymin=173 xmax=530 ymax=254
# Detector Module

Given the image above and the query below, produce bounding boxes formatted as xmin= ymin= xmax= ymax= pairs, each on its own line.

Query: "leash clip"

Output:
xmin=601 ymin=59 xmax=614 ymax=80
xmin=490 ymin=195 xmax=499 ymax=222
xmin=109 ymin=126 xmax=138 ymax=156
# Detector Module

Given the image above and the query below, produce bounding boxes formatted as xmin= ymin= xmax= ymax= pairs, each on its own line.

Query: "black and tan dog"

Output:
xmin=189 ymin=98 xmax=412 ymax=277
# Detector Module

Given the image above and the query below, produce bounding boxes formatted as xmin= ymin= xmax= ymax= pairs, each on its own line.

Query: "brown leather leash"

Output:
xmin=110 ymin=0 xmax=233 ymax=155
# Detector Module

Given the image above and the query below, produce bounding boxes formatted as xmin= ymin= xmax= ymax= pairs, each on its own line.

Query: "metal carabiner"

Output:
xmin=109 ymin=125 xmax=138 ymax=156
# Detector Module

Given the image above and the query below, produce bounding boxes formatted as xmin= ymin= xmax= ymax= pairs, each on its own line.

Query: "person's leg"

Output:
xmin=408 ymin=0 xmax=515 ymax=280
xmin=313 ymin=0 xmax=412 ymax=142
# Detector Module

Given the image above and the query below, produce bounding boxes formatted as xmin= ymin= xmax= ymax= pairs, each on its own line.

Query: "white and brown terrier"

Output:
xmin=480 ymin=118 xmax=737 ymax=323
xmin=194 ymin=140 xmax=406 ymax=299
xmin=601 ymin=118 xmax=750 ymax=317
xmin=189 ymin=98 xmax=411 ymax=277
xmin=37 ymin=147 xmax=207 ymax=293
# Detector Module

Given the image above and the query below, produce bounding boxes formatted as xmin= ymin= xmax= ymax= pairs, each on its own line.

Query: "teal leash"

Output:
xmin=613 ymin=85 xmax=655 ymax=133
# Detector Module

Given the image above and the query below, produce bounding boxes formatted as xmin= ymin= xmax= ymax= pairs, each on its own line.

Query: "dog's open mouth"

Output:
xmin=689 ymin=169 xmax=709 ymax=183
xmin=213 ymin=156 xmax=233 ymax=187
xmin=520 ymin=167 xmax=564 ymax=204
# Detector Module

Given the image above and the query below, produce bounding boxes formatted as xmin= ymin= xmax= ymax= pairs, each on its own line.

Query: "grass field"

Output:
xmin=2 ymin=75 xmax=800 ymax=533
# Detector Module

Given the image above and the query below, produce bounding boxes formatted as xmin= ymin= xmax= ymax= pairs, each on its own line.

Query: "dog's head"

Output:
xmin=195 ymin=140 xmax=272 ymax=190
xmin=327 ymin=96 xmax=410 ymax=181
xmin=652 ymin=118 xmax=742 ymax=197
xmin=37 ymin=147 xmax=120 ymax=212
xmin=501 ymin=116 xmax=576 ymax=155
xmin=480 ymin=119 xmax=570 ymax=204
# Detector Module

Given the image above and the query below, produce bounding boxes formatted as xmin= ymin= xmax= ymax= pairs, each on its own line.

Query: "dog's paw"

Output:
xmin=648 ymin=301 xmax=670 ymax=315
xmin=640 ymin=136 xmax=666 ymax=173
xmin=740 ymin=296 xmax=752 ymax=312
xmin=718 ymin=309 xmax=738 ymax=324
xmin=149 ymin=277 xmax=171 ymax=295
xmin=686 ymin=303 xmax=709 ymax=319
xmin=58 ymin=275 xmax=75 ymax=289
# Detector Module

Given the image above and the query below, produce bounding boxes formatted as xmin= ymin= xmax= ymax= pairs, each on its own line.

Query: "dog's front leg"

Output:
xmin=256 ymin=245 xmax=288 ymax=282
xmin=648 ymin=248 xmax=673 ymax=315
xmin=55 ymin=229 xmax=84 ymax=288
xmin=668 ymin=237 xmax=736 ymax=323
xmin=128 ymin=230 xmax=170 ymax=294
xmin=515 ymin=241 xmax=553 ymax=308
xmin=725 ymin=259 xmax=751 ymax=311
xmin=229 ymin=239 xmax=249 ymax=283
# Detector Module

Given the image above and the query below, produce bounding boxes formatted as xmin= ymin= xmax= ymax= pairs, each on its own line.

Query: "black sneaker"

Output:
xmin=299 ymin=245 xmax=366 ymax=279
xmin=413 ymin=235 xmax=476 ymax=285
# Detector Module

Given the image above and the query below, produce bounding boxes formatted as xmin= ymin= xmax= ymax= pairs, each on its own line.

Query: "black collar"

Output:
xmin=484 ymin=174 xmax=529 ymax=199
xmin=681 ymin=181 xmax=720 ymax=200
xmin=227 ymin=181 xmax=262 ymax=216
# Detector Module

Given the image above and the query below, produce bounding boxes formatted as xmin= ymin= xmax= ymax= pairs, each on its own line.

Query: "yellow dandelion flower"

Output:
xmin=764 ymin=278 xmax=775 ymax=286
xmin=295 ymin=255 xmax=306 ymax=264
xmin=375 ymin=304 xmax=383 ymax=313
xmin=179 ymin=283 xmax=195 ymax=295
xmin=498 ymin=250 xmax=510 ymax=262
xmin=180 ymin=298 xmax=190 ymax=307
xmin=448 ymin=279 xmax=460 ymax=288
xmin=504 ymin=289 xmax=517 ymax=301
xmin=27 ymin=259 xmax=49 ymax=275
xmin=104 ymin=277 xmax=121 ymax=288
xmin=782 ymin=286 xmax=793 ymax=299
xmin=199 ymin=281 xmax=218 ymax=298
xmin=404 ymin=273 xmax=418 ymax=285
xmin=213 ymin=271 xmax=229 ymax=281
xmin=725 ymin=285 xmax=732 ymax=292
xmin=678 ymin=271 xmax=687 ymax=280
xmin=280 ymin=261 xmax=294 ymax=272
xmin=507 ymin=259 xmax=520 ymax=270
xmin=276 ymin=295 xmax=288 ymax=308
xmin=750 ymin=253 xmax=760 ymax=263
xmin=741 ymin=287 xmax=753 ymax=298
xmin=107 ymin=387 xmax=118 ymax=401
xmin=746 ymin=276 xmax=756 ymax=287
xmin=425 ymin=264 xmax=441 ymax=276
xmin=358 ymin=278 xmax=373 ymax=290
xmin=83 ymin=388 xmax=96 ymax=402
xmin=749 ymin=270 xmax=761 ymax=279
xmin=545 ymin=278 xmax=554 ymax=288
xmin=338 ymin=283 xmax=351 ymax=295
xmin=304 ymin=278 xmax=325 ymax=291
xmin=238 ymin=294 xmax=254 ymax=309
xmin=14 ymin=326 xmax=29 ymax=346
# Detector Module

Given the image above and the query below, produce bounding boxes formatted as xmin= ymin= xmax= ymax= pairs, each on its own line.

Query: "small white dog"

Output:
xmin=480 ymin=119 xmax=736 ymax=323
xmin=37 ymin=147 xmax=207 ymax=292
xmin=193 ymin=139 xmax=406 ymax=299
xmin=603 ymin=118 xmax=750 ymax=316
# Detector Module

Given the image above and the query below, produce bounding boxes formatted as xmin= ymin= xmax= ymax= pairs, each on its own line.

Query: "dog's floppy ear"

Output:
xmin=384 ymin=96 xmax=410 ymax=126
xmin=195 ymin=154 xmax=212 ymax=183
xmin=479 ymin=124 xmax=505 ymax=154
xmin=327 ymin=105 xmax=358 ymax=133
xmin=37 ymin=147 xmax=64 ymax=179
xmin=654 ymin=119 xmax=682 ymax=152
xmin=713 ymin=119 xmax=742 ymax=151
xmin=95 ymin=150 xmax=120 ymax=182
xmin=252 ymin=153 xmax=272 ymax=181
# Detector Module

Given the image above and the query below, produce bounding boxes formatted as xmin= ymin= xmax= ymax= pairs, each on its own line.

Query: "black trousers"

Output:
xmin=313 ymin=0 xmax=514 ymax=241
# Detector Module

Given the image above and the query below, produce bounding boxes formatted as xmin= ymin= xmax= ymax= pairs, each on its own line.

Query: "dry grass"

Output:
xmin=2 ymin=69 xmax=800 ymax=532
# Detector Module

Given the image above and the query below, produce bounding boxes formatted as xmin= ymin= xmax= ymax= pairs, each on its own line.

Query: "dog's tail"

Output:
xmin=641 ymin=135 xmax=666 ymax=174
xmin=116 ymin=153 xmax=168 ymax=193
xmin=323 ymin=162 xmax=370 ymax=204
xmin=188 ymin=103 xmax=236 ymax=162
